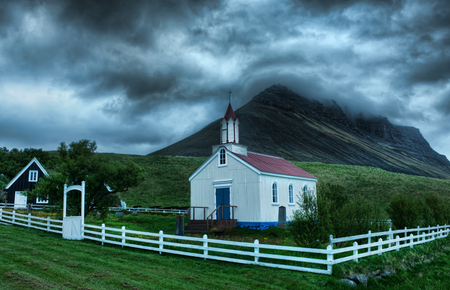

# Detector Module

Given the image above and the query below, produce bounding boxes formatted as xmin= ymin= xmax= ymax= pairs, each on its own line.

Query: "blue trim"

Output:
xmin=237 ymin=222 xmax=278 ymax=231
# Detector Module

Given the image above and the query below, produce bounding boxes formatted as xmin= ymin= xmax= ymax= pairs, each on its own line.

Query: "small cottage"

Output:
xmin=5 ymin=158 xmax=49 ymax=207
xmin=188 ymin=103 xmax=317 ymax=230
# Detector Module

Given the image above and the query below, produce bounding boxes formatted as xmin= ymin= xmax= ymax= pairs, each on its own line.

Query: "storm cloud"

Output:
xmin=0 ymin=0 xmax=449 ymax=158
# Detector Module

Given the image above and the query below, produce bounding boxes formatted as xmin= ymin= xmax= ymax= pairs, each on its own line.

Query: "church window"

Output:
xmin=289 ymin=184 xmax=294 ymax=204
xmin=272 ymin=182 xmax=278 ymax=203
xmin=29 ymin=170 xmax=38 ymax=182
xmin=219 ymin=148 xmax=226 ymax=165
xmin=302 ymin=185 xmax=308 ymax=201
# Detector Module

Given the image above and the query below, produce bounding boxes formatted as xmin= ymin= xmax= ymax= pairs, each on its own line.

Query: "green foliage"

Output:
xmin=288 ymin=192 xmax=329 ymax=247
xmin=289 ymin=182 xmax=390 ymax=246
xmin=0 ymin=147 xmax=54 ymax=179
xmin=387 ymin=192 xmax=450 ymax=229
xmin=32 ymin=140 xmax=144 ymax=217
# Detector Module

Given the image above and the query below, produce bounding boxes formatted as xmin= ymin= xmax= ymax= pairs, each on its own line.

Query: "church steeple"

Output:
xmin=212 ymin=91 xmax=247 ymax=156
xmin=220 ymin=103 xmax=239 ymax=144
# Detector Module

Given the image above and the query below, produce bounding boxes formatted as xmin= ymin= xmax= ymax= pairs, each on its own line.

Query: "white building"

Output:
xmin=188 ymin=103 xmax=317 ymax=230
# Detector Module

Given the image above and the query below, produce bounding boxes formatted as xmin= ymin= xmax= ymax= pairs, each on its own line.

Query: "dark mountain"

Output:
xmin=150 ymin=84 xmax=450 ymax=179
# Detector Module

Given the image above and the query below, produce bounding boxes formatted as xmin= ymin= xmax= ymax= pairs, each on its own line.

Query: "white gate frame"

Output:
xmin=62 ymin=181 xmax=86 ymax=240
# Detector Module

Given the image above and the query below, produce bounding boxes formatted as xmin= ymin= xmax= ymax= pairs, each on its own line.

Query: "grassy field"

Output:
xmin=0 ymin=224 xmax=330 ymax=290
xmin=98 ymin=154 xmax=450 ymax=210
xmin=2 ymin=215 xmax=450 ymax=289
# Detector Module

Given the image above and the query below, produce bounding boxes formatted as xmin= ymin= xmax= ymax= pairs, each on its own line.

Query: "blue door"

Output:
xmin=216 ymin=188 xmax=230 ymax=220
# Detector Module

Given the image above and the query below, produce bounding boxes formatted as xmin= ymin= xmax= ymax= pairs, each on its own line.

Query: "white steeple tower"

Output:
xmin=212 ymin=91 xmax=247 ymax=155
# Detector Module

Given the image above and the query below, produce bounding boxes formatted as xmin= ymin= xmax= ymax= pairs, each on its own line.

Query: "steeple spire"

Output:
xmin=211 ymin=90 xmax=247 ymax=156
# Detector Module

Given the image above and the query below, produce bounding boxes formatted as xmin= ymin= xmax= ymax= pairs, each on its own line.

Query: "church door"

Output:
xmin=215 ymin=188 xmax=230 ymax=220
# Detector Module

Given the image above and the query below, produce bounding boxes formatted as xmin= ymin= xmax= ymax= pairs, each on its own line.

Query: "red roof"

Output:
xmin=223 ymin=103 xmax=237 ymax=121
xmin=234 ymin=151 xmax=317 ymax=179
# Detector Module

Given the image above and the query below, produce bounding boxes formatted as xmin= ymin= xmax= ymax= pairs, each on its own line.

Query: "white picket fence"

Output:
xmin=83 ymin=223 xmax=331 ymax=274
xmin=0 ymin=209 xmax=62 ymax=234
xmin=0 ymin=209 xmax=449 ymax=275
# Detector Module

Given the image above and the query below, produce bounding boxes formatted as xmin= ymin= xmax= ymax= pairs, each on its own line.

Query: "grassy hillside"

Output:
xmin=102 ymin=154 xmax=450 ymax=209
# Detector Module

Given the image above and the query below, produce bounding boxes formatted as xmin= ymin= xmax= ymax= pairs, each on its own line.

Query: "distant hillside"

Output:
xmin=102 ymin=154 xmax=450 ymax=209
xmin=150 ymin=84 xmax=450 ymax=179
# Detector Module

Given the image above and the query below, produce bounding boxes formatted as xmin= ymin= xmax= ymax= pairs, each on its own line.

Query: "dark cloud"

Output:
xmin=0 ymin=0 xmax=449 ymax=157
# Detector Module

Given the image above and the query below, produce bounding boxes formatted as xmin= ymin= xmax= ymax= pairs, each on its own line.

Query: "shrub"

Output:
xmin=387 ymin=193 xmax=422 ymax=229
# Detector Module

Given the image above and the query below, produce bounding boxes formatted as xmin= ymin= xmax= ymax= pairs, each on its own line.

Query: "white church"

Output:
xmin=188 ymin=101 xmax=317 ymax=230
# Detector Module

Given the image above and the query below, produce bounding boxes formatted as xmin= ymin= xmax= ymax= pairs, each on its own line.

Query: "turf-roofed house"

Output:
xmin=187 ymin=101 xmax=317 ymax=232
xmin=5 ymin=157 xmax=49 ymax=208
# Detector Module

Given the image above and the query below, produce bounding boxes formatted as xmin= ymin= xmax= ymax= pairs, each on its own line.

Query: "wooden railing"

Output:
xmin=182 ymin=206 xmax=208 ymax=223
xmin=206 ymin=205 xmax=237 ymax=231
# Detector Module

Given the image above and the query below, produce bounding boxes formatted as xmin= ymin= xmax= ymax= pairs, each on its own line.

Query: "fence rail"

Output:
xmin=0 ymin=209 xmax=62 ymax=234
xmin=83 ymin=223 xmax=331 ymax=274
xmin=1 ymin=209 xmax=449 ymax=275
xmin=0 ymin=203 xmax=185 ymax=214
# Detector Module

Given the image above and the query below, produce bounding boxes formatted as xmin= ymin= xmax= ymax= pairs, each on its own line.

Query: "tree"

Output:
xmin=31 ymin=140 xmax=144 ymax=217
xmin=0 ymin=174 xmax=8 ymax=202
xmin=288 ymin=187 xmax=332 ymax=247
xmin=0 ymin=147 xmax=53 ymax=180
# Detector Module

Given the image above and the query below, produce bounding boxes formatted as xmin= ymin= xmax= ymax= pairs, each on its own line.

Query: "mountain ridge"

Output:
xmin=150 ymin=84 xmax=450 ymax=179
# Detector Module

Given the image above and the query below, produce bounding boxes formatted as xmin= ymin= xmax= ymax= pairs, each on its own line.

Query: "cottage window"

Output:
xmin=29 ymin=170 xmax=38 ymax=182
xmin=219 ymin=148 xmax=226 ymax=165
xmin=289 ymin=184 xmax=294 ymax=204
xmin=272 ymin=183 xmax=278 ymax=203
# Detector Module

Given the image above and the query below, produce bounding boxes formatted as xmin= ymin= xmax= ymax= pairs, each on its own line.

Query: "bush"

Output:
xmin=387 ymin=193 xmax=422 ymax=229
xmin=289 ymin=182 xmax=390 ymax=246
xmin=288 ymin=193 xmax=328 ymax=247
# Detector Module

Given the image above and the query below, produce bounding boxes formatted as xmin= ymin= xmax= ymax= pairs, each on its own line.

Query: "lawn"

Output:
xmin=0 ymin=224 xmax=329 ymax=290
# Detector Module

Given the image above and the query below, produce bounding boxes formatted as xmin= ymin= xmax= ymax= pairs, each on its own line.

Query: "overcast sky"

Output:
xmin=1 ymin=0 xmax=449 ymax=159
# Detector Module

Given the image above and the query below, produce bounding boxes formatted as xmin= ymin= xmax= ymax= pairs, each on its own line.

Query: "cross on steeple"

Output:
xmin=228 ymin=90 xmax=232 ymax=104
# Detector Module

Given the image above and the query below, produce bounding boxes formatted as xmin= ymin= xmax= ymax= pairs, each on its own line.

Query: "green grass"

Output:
xmin=3 ymin=220 xmax=450 ymax=289
xmin=101 ymin=154 xmax=206 ymax=208
xmin=293 ymin=162 xmax=450 ymax=209
xmin=0 ymin=224 xmax=330 ymax=290
xmin=329 ymin=235 xmax=450 ymax=289
xmin=94 ymin=154 xmax=450 ymax=210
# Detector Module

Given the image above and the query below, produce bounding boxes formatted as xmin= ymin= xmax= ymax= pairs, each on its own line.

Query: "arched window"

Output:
xmin=289 ymin=184 xmax=294 ymax=204
xmin=302 ymin=185 xmax=308 ymax=201
xmin=219 ymin=148 xmax=226 ymax=165
xmin=272 ymin=183 xmax=278 ymax=203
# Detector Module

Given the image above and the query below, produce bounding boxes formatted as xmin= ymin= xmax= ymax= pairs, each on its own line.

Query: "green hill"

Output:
xmin=101 ymin=154 xmax=450 ymax=209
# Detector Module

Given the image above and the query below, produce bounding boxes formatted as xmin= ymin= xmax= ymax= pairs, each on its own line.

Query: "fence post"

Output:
xmin=159 ymin=230 xmax=163 ymax=254
xmin=410 ymin=234 xmax=414 ymax=248
xmin=203 ymin=234 xmax=208 ymax=260
xmin=417 ymin=226 xmax=420 ymax=240
xmin=327 ymin=244 xmax=333 ymax=274
xmin=422 ymin=231 xmax=426 ymax=243
xmin=396 ymin=235 xmax=400 ymax=251
xmin=368 ymin=230 xmax=371 ymax=253
xmin=404 ymin=227 xmax=407 ymax=240
xmin=353 ymin=241 xmax=358 ymax=262
xmin=254 ymin=239 xmax=259 ymax=263
xmin=101 ymin=223 xmax=105 ymax=245
xmin=0 ymin=208 xmax=2 ymax=221
xmin=378 ymin=238 xmax=382 ymax=255
xmin=329 ymin=235 xmax=333 ymax=250
xmin=121 ymin=226 xmax=126 ymax=247
xmin=388 ymin=228 xmax=392 ymax=248
xmin=47 ymin=216 xmax=50 ymax=232
xmin=12 ymin=210 xmax=15 ymax=224
xmin=28 ymin=213 xmax=31 ymax=227
xmin=428 ymin=225 xmax=431 ymax=234
xmin=432 ymin=230 xmax=435 ymax=240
